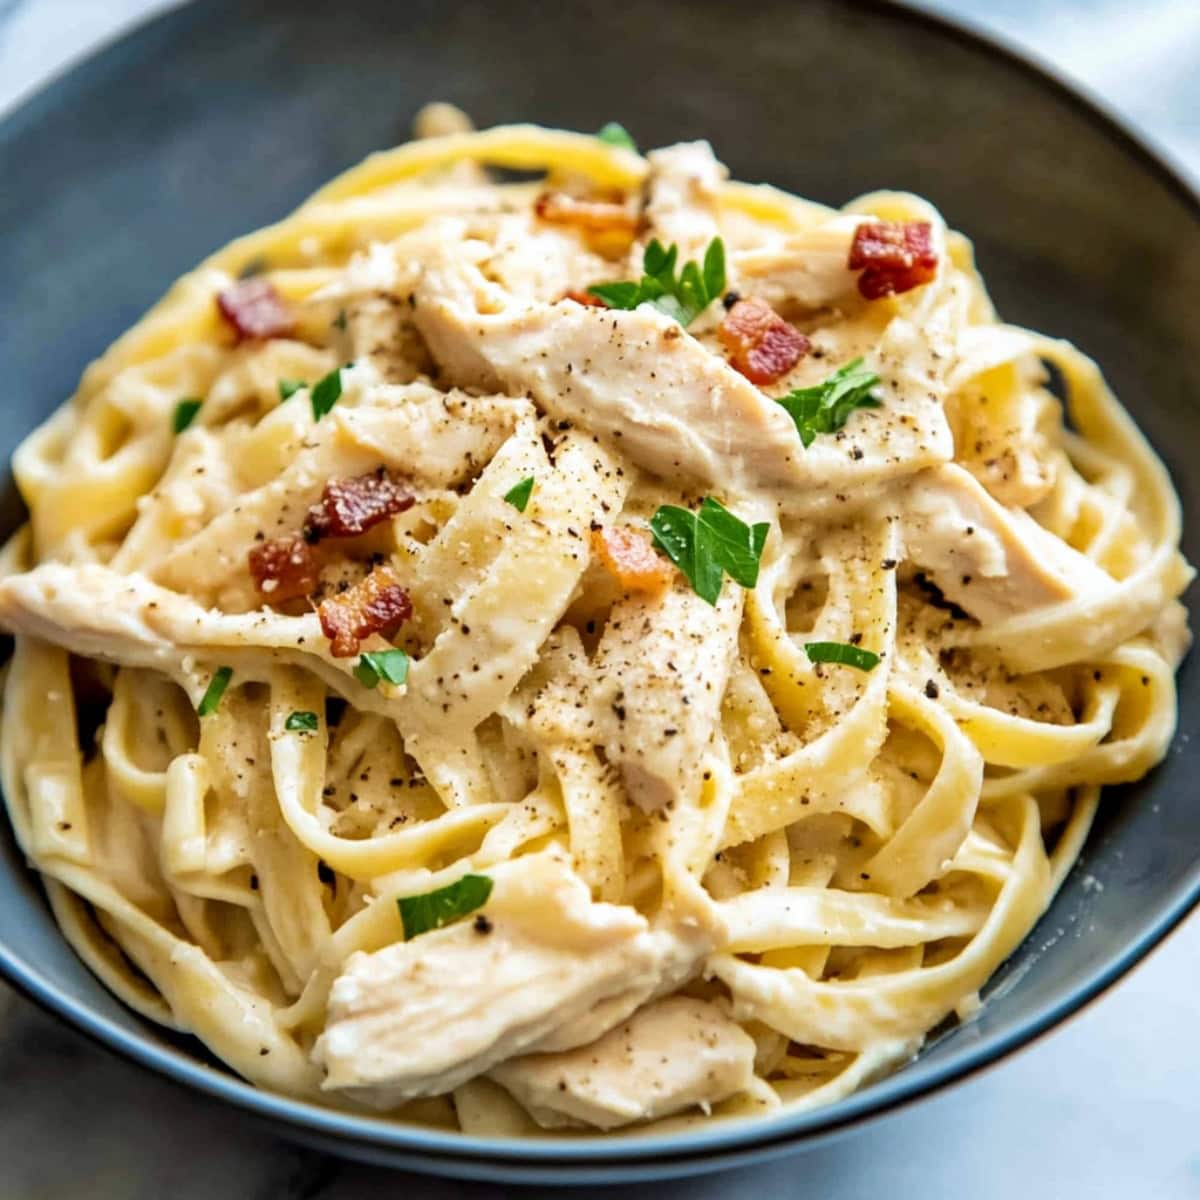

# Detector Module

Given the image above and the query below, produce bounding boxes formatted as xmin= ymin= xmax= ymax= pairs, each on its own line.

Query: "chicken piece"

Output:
xmin=641 ymin=141 xmax=727 ymax=261
xmin=312 ymin=849 xmax=679 ymax=1106
xmin=732 ymin=217 xmax=862 ymax=310
xmin=902 ymin=464 xmax=1114 ymax=622
xmin=414 ymin=250 xmax=952 ymax=505
xmin=414 ymin=253 xmax=807 ymax=493
xmin=593 ymin=582 xmax=743 ymax=813
xmin=490 ymin=997 xmax=756 ymax=1130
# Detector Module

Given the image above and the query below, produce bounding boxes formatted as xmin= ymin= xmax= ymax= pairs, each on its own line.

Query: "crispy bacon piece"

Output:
xmin=304 ymin=469 xmax=415 ymax=542
xmin=591 ymin=526 xmax=674 ymax=597
xmin=847 ymin=221 xmax=938 ymax=300
xmin=718 ymin=298 xmax=810 ymax=385
xmin=562 ymin=289 xmax=609 ymax=308
xmin=248 ymin=535 xmax=320 ymax=603
xmin=534 ymin=191 xmax=638 ymax=234
xmin=216 ymin=278 xmax=294 ymax=340
xmin=318 ymin=566 xmax=413 ymax=657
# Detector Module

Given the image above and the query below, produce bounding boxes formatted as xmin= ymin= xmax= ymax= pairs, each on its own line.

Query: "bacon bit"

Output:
xmin=591 ymin=526 xmax=674 ymax=597
xmin=248 ymin=536 xmax=320 ymax=603
xmin=534 ymin=191 xmax=638 ymax=234
xmin=847 ymin=221 xmax=938 ymax=299
xmin=562 ymin=289 xmax=609 ymax=308
xmin=304 ymin=469 xmax=415 ymax=542
xmin=318 ymin=567 xmax=413 ymax=657
xmin=216 ymin=278 xmax=294 ymax=340
xmin=718 ymin=297 xmax=810 ymax=385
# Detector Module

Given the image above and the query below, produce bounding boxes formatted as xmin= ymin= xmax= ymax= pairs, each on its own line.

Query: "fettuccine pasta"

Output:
xmin=0 ymin=107 xmax=1190 ymax=1136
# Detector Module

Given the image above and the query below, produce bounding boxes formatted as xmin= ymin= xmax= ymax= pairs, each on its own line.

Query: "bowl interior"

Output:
xmin=0 ymin=0 xmax=1196 ymax=1181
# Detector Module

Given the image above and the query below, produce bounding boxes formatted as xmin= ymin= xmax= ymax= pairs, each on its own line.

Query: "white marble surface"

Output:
xmin=0 ymin=2 xmax=1197 ymax=1197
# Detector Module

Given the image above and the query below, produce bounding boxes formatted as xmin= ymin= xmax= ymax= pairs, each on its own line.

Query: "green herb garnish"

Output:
xmin=649 ymin=497 xmax=768 ymax=605
xmin=310 ymin=365 xmax=346 ymax=422
xmin=596 ymin=122 xmax=637 ymax=153
xmin=172 ymin=398 xmax=203 ymax=434
xmin=284 ymin=710 xmax=319 ymax=732
xmin=804 ymin=641 xmax=881 ymax=671
xmin=588 ymin=237 xmax=726 ymax=327
xmin=776 ymin=357 xmax=882 ymax=448
xmin=333 ymin=308 xmax=348 ymax=332
xmin=197 ymin=666 xmax=233 ymax=716
xmin=278 ymin=378 xmax=306 ymax=401
xmin=398 ymin=873 xmax=494 ymax=940
xmin=504 ymin=477 xmax=535 ymax=513
xmin=354 ymin=648 xmax=410 ymax=689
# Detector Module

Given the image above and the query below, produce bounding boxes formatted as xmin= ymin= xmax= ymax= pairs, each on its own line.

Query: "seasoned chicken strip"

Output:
xmin=592 ymin=582 xmax=743 ymax=813
xmin=414 ymin=250 xmax=952 ymax=504
xmin=312 ymin=850 xmax=697 ymax=1105
xmin=490 ymin=996 xmax=756 ymax=1130
xmin=902 ymin=463 xmax=1115 ymax=622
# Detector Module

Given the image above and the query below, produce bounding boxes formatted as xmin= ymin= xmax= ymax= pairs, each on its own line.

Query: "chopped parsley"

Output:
xmin=278 ymin=378 xmax=306 ymax=401
xmin=310 ymin=365 xmax=348 ymax=422
xmin=504 ymin=476 xmax=535 ymax=513
xmin=197 ymin=666 xmax=233 ymax=716
xmin=804 ymin=641 xmax=881 ymax=671
xmin=596 ymin=122 xmax=637 ymax=152
xmin=284 ymin=710 xmax=319 ymax=732
xmin=332 ymin=308 xmax=348 ymax=332
xmin=398 ymin=873 xmax=494 ymax=940
xmin=172 ymin=398 xmax=203 ymax=434
xmin=354 ymin=648 xmax=410 ymax=689
xmin=588 ymin=237 xmax=726 ymax=327
xmin=776 ymin=357 xmax=882 ymax=447
xmin=650 ymin=497 xmax=769 ymax=605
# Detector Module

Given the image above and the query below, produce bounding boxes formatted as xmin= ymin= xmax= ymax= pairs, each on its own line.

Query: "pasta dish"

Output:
xmin=0 ymin=108 xmax=1190 ymax=1135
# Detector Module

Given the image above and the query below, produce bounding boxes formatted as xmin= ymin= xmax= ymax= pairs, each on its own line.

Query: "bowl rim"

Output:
xmin=0 ymin=0 xmax=1197 ymax=1173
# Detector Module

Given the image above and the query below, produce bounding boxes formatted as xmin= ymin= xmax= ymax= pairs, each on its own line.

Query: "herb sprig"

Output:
xmin=504 ymin=477 xmax=535 ymax=513
xmin=650 ymin=497 xmax=768 ymax=605
xmin=588 ymin=237 xmax=726 ymax=327
xmin=354 ymin=648 xmax=410 ymax=690
xmin=278 ymin=378 xmax=306 ymax=402
xmin=776 ymin=358 xmax=882 ymax=447
xmin=284 ymin=710 xmax=320 ymax=732
xmin=596 ymin=122 xmax=637 ymax=153
xmin=197 ymin=666 xmax=233 ymax=716
xmin=172 ymin=398 xmax=203 ymax=434
xmin=310 ymin=364 xmax=351 ymax=422
xmin=398 ymin=874 xmax=494 ymax=940
xmin=804 ymin=641 xmax=880 ymax=671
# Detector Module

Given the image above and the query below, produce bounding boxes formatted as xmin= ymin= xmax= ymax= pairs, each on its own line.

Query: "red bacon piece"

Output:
xmin=248 ymin=535 xmax=319 ymax=603
xmin=590 ymin=526 xmax=674 ymax=597
xmin=718 ymin=297 xmax=810 ymax=385
xmin=534 ymin=191 xmax=638 ymax=234
xmin=216 ymin=278 xmax=294 ymax=340
xmin=318 ymin=567 xmax=412 ymax=657
xmin=562 ymin=289 xmax=609 ymax=308
xmin=847 ymin=221 xmax=938 ymax=300
xmin=304 ymin=469 xmax=415 ymax=542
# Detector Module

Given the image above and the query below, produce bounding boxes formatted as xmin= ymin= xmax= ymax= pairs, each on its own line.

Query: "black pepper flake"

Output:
xmin=924 ymin=679 xmax=940 ymax=700
xmin=473 ymin=913 xmax=493 ymax=935
xmin=881 ymin=558 xmax=897 ymax=570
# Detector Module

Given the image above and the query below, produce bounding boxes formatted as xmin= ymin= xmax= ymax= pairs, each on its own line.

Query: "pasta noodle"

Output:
xmin=0 ymin=107 xmax=1190 ymax=1136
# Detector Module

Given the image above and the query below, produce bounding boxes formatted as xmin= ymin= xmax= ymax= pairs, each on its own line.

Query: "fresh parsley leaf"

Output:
xmin=284 ymin=710 xmax=319 ymax=732
xmin=776 ymin=357 xmax=882 ymax=448
xmin=354 ymin=648 xmax=410 ymax=689
xmin=398 ymin=873 xmax=493 ymax=940
xmin=197 ymin=666 xmax=233 ymax=716
xmin=504 ymin=476 xmax=535 ymax=513
xmin=587 ymin=237 xmax=726 ymax=327
xmin=172 ymin=398 xmax=203 ymax=433
xmin=310 ymin=365 xmax=346 ymax=422
xmin=650 ymin=497 xmax=769 ymax=605
xmin=278 ymin=378 xmax=306 ymax=401
xmin=804 ymin=641 xmax=881 ymax=671
xmin=332 ymin=308 xmax=348 ymax=332
xmin=596 ymin=122 xmax=637 ymax=152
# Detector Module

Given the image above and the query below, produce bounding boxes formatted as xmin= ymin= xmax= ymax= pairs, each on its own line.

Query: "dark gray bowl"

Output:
xmin=0 ymin=0 xmax=1196 ymax=1185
